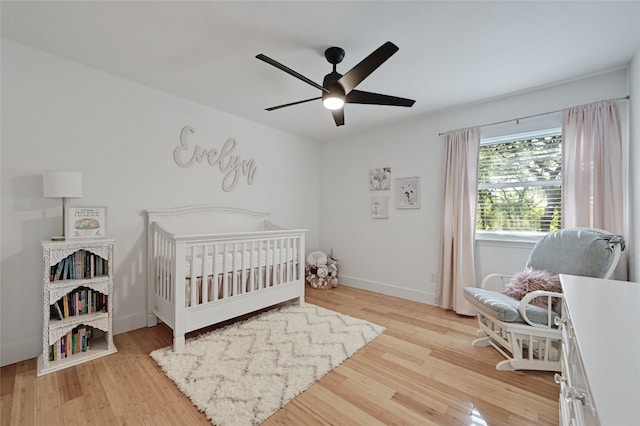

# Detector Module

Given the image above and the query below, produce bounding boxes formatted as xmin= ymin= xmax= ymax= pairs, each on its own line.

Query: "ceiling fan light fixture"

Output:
xmin=322 ymin=95 xmax=344 ymax=110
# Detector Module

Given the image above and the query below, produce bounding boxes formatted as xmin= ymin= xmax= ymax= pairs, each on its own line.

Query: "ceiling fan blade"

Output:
xmin=337 ymin=41 xmax=399 ymax=94
xmin=265 ymin=97 xmax=322 ymax=111
xmin=256 ymin=54 xmax=329 ymax=93
xmin=346 ymin=90 xmax=415 ymax=107
xmin=331 ymin=108 xmax=344 ymax=127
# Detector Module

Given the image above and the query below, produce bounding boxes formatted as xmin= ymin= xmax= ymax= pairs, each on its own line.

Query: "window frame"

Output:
xmin=475 ymin=127 xmax=562 ymax=243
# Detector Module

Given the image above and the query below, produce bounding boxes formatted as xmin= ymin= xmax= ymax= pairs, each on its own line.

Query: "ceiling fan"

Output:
xmin=256 ymin=41 xmax=415 ymax=127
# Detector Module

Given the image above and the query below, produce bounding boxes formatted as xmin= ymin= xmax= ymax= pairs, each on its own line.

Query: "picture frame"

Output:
xmin=369 ymin=167 xmax=391 ymax=191
xmin=370 ymin=196 xmax=389 ymax=219
xmin=395 ymin=177 xmax=421 ymax=209
xmin=65 ymin=206 xmax=107 ymax=240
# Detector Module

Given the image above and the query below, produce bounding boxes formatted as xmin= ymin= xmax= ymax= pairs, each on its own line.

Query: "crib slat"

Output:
xmin=222 ymin=243 xmax=229 ymax=299
xmin=298 ymin=233 xmax=305 ymax=282
xmin=271 ymin=240 xmax=276 ymax=287
xmin=232 ymin=242 xmax=238 ymax=296
xmin=158 ymin=236 xmax=163 ymax=300
xmin=201 ymin=245 xmax=209 ymax=304
xmin=249 ymin=240 xmax=255 ymax=292
xmin=241 ymin=241 xmax=246 ymax=294
xmin=190 ymin=246 xmax=198 ymax=307
xmin=212 ymin=244 xmax=219 ymax=301
xmin=274 ymin=238 xmax=279 ymax=285
xmin=287 ymin=238 xmax=293 ymax=281
xmin=155 ymin=235 xmax=162 ymax=300
xmin=162 ymin=237 xmax=169 ymax=302
xmin=167 ymin=238 xmax=173 ymax=302
xmin=279 ymin=238 xmax=284 ymax=285
xmin=258 ymin=240 xmax=264 ymax=290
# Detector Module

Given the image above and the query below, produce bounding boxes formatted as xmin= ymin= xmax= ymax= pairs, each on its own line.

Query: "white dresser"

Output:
xmin=558 ymin=274 xmax=640 ymax=426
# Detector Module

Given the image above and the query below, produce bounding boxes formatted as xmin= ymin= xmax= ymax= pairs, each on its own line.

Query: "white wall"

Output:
xmin=319 ymin=68 xmax=629 ymax=304
xmin=0 ymin=39 xmax=320 ymax=366
xmin=628 ymin=49 xmax=640 ymax=281
xmin=2 ymin=37 xmax=635 ymax=367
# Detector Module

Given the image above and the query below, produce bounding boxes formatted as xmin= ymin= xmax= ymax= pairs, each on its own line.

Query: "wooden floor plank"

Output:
xmin=1 ymin=285 xmax=558 ymax=425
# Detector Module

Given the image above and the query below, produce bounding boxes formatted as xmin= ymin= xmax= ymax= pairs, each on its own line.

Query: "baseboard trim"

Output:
xmin=113 ymin=312 xmax=148 ymax=335
xmin=338 ymin=275 xmax=436 ymax=305
xmin=1 ymin=336 xmax=40 ymax=367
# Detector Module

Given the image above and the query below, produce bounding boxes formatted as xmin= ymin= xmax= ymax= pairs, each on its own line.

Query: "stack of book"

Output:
xmin=50 ymin=287 xmax=108 ymax=320
xmin=49 ymin=250 xmax=108 ymax=281
xmin=48 ymin=325 xmax=94 ymax=361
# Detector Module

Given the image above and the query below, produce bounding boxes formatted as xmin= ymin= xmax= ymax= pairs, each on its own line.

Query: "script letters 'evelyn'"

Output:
xmin=173 ymin=126 xmax=257 ymax=192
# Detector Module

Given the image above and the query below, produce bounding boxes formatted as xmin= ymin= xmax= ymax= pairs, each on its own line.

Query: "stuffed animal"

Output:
xmin=305 ymin=250 xmax=339 ymax=289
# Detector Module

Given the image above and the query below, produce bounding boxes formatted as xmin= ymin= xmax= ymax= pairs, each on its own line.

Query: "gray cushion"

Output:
xmin=527 ymin=228 xmax=623 ymax=278
xmin=463 ymin=287 xmax=559 ymax=326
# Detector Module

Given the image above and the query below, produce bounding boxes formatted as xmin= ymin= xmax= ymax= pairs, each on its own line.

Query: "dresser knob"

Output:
xmin=565 ymin=386 xmax=586 ymax=405
xmin=554 ymin=373 xmax=566 ymax=384
xmin=554 ymin=316 xmax=567 ymax=326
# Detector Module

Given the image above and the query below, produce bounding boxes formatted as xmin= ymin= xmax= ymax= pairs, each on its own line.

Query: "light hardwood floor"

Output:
xmin=1 ymin=286 xmax=559 ymax=425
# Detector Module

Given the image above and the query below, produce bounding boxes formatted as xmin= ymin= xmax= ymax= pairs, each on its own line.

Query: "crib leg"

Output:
xmin=173 ymin=335 xmax=186 ymax=352
xmin=298 ymin=295 xmax=305 ymax=306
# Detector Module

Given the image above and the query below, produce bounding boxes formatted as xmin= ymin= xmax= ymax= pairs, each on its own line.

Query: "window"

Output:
xmin=476 ymin=129 xmax=562 ymax=236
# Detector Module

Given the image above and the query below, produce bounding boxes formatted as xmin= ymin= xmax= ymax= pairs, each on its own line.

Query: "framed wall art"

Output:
xmin=65 ymin=206 xmax=107 ymax=239
xmin=395 ymin=177 xmax=421 ymax=209
xmin=370 ymin=196 xmax=389 ymax=219
xmin=369 ymin=167 xmax=391 ymax=190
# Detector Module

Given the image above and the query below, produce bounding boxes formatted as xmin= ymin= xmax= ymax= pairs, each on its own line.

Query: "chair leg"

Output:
xmin=509 ymin=359 xmax=561 ymax=372
xmin=496 ymin=360 xmax=515 ymax=371
xmin=472 ymin=336 xmax=492 ymax=347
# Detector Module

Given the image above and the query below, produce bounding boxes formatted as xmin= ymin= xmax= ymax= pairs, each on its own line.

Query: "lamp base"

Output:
xmin=51 ymin=236 xmax=65 ymax=241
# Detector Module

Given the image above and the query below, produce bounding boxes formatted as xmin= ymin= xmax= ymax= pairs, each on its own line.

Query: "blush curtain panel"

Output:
xmin=562 ymin=99 xmax=626 ymax=279
xmin=438 ymin=127 xmax=480 ymax=316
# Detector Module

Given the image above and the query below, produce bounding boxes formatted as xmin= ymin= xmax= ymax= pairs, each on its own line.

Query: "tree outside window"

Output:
xmin=477 ymin=131 xmax=562 ymax=233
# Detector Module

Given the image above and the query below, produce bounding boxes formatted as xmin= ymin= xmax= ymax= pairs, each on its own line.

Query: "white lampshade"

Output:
xmin=43 ymin=171 xmax=83 ymax=198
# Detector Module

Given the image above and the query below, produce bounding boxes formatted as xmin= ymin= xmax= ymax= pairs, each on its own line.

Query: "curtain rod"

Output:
xmin=437 ymin=95 xmax=630 ymax=136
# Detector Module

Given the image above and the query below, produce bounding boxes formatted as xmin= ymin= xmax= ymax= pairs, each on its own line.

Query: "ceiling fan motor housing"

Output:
xmin=324 ymin=47 xmax=345 ymax=65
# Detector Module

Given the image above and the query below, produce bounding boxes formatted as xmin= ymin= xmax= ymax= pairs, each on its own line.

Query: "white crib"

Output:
xmin=146 ymin=205 xmax=306 ymax=351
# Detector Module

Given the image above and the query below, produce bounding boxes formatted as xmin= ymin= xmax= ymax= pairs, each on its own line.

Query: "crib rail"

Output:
xmin=150 ymin=222 xmax=305 ymax=312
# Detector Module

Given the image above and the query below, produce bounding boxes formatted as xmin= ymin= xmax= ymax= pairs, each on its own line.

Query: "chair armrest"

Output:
xmin=518 ymin=290 xmax=564 ymax=328
xmin=480 ymin=273 xmax=512 ymax=291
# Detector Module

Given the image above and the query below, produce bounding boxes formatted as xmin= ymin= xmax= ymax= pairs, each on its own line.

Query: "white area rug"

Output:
xmin=150 ymin=303 xmax=385 ymax=426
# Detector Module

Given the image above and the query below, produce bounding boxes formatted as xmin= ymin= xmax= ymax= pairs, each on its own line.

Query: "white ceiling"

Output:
xmin=2 ymin=1 xmax=640 ymax=142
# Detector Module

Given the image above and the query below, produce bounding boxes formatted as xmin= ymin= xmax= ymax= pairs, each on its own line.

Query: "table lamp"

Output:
xmin=43 ymin=171 xmax=83 ymax=240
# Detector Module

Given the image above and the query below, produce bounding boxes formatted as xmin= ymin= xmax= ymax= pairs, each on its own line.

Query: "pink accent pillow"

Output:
xmin=502 ymin=268 xmax=562 ymax=308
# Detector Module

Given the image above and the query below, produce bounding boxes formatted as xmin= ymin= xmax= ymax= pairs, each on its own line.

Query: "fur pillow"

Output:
xmin=502 ymin=268 xmax=562 ymax=308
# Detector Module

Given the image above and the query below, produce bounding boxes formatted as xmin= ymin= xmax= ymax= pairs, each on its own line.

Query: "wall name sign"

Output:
xmin=173 ymin=126 xmax=257 ymax=192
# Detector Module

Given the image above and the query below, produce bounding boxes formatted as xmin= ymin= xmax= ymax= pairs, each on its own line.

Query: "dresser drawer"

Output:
xmin=559 ymin=302 xmax=598 ymax=425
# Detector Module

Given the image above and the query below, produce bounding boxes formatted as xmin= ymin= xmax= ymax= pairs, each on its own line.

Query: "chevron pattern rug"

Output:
xmin=150 ymin=303 xmax=385 ymax=426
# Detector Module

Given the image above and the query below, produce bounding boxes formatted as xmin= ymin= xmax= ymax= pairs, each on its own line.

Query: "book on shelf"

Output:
xmin=74 ymin=252 xmax=82 ymax=280
xmin=50 ymin=301 xmax=64 ymax=321
xmin=55 ymin=259 xmax=64 ymax=280
xmin=62 ymin=294 xmax=69 ymax=318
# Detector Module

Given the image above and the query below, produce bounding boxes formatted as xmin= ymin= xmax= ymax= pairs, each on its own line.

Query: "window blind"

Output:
xmin=477 ymin=131 xmax=562 ymax=233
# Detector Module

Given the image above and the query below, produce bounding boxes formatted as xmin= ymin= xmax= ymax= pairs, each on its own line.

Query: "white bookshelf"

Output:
xmin=37 ymin=239 xmax=117 ymax=377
